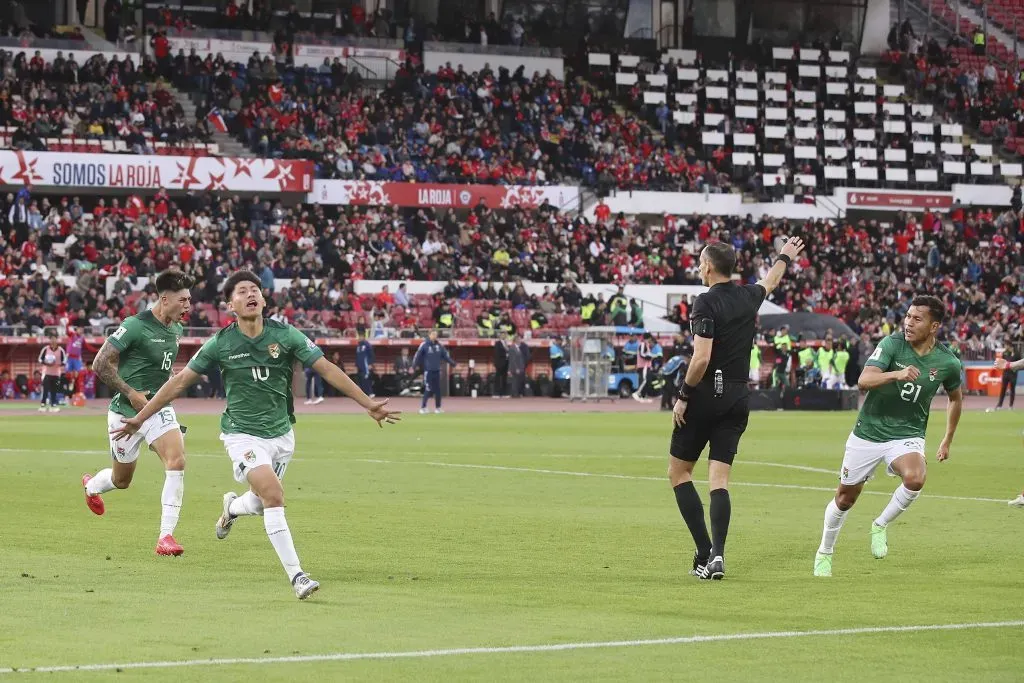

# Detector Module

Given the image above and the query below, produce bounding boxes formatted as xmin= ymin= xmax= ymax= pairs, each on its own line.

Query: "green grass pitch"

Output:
xmin=0 ymin=408 xmax=1021 ymax=681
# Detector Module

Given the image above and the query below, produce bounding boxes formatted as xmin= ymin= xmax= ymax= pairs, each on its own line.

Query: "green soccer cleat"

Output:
xmin=870 ymin=523 xmax=888 ymax=559
xmin=813 ymin=552 xmax=832 ymax=577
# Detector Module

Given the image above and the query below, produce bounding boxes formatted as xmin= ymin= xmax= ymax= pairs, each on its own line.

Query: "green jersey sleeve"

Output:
xmin=943 ymin=356 xmax=963 ymax=392
xmin=187 ymin=335 xmax=220 ymax=375
xmin=287 ymin=326 xmax=324 ymax=368
xmin=107 ymin=316 xmax=141 ymax=352
xmin=865 ymin=335 xmax=897 ymax=370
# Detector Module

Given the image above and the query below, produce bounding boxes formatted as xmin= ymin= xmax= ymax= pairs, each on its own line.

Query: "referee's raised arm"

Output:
xmin=666 ymin=236 xmax=805 ymax=582
xmin=757 ymin=237 xmax=806 ymax=295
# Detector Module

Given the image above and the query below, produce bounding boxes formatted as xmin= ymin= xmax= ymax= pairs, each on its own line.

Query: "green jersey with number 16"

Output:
xmin=853 ymin=332 xmax=962 ymax=443
xmin=186 ymin=320 xmax=324 ymax=439
xmin=107 ymin=310 xmax=184 ymax=418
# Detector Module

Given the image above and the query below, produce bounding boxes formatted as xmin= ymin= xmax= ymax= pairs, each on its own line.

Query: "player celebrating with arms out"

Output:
xmin=814 ymin=296 xmax=963 ymax=577
xmin=82 ymin=269 xmax=193 ymax=557
xmin=111 ymin=271 xmax=401 ymax=599
xmin=993 ymin=353 xmax=1024 ymax=507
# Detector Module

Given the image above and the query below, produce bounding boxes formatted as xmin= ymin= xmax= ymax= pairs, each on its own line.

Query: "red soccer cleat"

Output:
xmin=155 ymin=535 xmax=184 ymax=557
xmin=82 ymin=474 xmax=105 ymax=516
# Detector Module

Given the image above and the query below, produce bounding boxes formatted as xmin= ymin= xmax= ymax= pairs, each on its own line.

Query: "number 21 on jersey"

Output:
xmin=900 ymin=382 xmax=922 ymax=403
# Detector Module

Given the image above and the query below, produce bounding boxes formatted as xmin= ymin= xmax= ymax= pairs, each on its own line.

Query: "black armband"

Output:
xmin=690 ymin=316 xmax=714 ymax=338
xmin=678 ymin=381 xmax=696 ymax=400
xmin=776 ymin=253 xmax=792 ymax=267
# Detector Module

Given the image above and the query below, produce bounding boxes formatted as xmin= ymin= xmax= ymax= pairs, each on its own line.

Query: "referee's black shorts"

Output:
xmin=670 ymin=384 xmax=750 ymax=466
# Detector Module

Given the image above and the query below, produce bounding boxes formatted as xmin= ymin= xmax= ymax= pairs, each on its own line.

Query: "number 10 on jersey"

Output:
xmin=900 ymin=382 xmax=922 ymax=403
xmin=251 ymin=367 xmax=270 ymax=382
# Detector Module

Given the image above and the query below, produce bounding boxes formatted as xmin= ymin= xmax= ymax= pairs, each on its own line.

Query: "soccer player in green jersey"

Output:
xmin=82 ymin=269 xmax=194 ymax=557
xmin=814 ymin=296 xmax=964 ymax=577
xmin=994 ymin=354 xmax=1024 ymax=507
xmin=111 ymin=271 xmax=401 ymax=599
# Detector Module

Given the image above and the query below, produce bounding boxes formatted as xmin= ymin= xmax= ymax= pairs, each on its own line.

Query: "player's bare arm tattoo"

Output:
xmin=92 ymin=342 xmax=136 ymax=397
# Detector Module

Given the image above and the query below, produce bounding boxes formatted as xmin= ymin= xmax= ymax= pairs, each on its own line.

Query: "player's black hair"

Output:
xmin=154 ymin=269 xmax=194 ymax=294
xmin=702 ymin=242 xmax=737 ymax=276
xmin=223 ymin=270 xmax=262 ymax=301
xmin=911 ymin=295 xmax=946 ymax=324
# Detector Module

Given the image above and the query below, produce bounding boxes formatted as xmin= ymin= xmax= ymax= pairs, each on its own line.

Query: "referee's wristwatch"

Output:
xmin=677 ymin=381 xmax=696 ymax=401
xmin=777 ymin=253 xmax=792 ymax=267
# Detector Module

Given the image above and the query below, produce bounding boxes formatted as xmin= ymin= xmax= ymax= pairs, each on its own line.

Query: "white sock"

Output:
xmin=228 ymin=491 xmax=264 ymax=517
xmin=264 ymin=507 xmax=303 ymax=581
xmin=86 ymin=468 xmax=116 ymax=496
xmin=159 ymin=470 xmax=184 ymax=538
xmin=874 ymin=484 xmax=921 ymax=527
xmin=817 ymin=499 xmax=849 ymax=554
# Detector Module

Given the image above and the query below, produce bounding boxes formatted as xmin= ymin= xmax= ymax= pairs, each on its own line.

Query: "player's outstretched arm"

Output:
xmin=937 ymin=386 xmax=963 ymax=462
xmin=311 ymin=356 xmax=401 ymax=428
xmin=995 ymin=357 xmax=1024 ymax=372
xmin=757 ymin=236 xmax=805 ymax=295
xmin=92 ymin=341 xmax=147 ymax=410
xmin=857 ymin=364 xmax=918 ymax=391
xmin=111 ymin=368 xmax=201 ymax=440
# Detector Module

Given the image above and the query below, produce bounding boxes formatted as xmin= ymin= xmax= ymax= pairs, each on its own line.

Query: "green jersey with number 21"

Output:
xmin=853 ymin=332 xmax=962 ymax=443
xmin=107 ymin=309 xmax=184 ymax=418
xmin=187 ymin=320 xmax=324 ymax=439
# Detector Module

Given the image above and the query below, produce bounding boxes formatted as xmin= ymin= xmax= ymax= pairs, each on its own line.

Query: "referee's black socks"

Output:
xmin=709 ymin=488 xmax=731 ymax=559
xmin=673 ymin=481 xmax=712 ymax=561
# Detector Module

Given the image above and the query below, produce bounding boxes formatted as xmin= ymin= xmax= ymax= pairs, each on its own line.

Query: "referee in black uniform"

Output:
xmin=670 ymin=236 xmax=805 ymax=580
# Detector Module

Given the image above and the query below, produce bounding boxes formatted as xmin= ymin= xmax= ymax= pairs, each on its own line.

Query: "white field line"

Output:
xmin=0 ymin=448 xmax=1006 ymax=504
xmin=357 ymin=459 xmax=1010 ymax=504
xmin=0 ymin=449 xmax=834 ymax=475
xmin=1 ymin=620 xmax=1021 ymax=674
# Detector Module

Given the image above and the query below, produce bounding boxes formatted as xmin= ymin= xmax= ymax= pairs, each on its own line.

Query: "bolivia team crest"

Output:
xmin=243 ymin=451 xmax=256 ymax=463
xmin=929 ymin=368 xmax=937 ymax=382
xmin=267 ymin=343 xmax=281 ymax=359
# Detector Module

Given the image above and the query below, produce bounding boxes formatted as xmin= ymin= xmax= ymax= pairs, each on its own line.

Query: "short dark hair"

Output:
xmin=702 ymin=242 xmax=737 ymax=276
xmin=223 ymin=270 xmax=262 ymax=301
xmin=154 ymin=269 xmax=194 ymax=294
xmin=910 ymin=295 xmax=945 ymax=324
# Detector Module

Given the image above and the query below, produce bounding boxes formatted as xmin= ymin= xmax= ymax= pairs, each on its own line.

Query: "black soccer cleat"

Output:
xmin=689 ymin=551 xmax=709 ymax=577
xmin=699 ymin=555 xmax=725 ymax=581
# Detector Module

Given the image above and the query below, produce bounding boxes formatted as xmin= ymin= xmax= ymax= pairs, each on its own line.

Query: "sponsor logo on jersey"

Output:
xmin=150 ymin=338 xmax=166 ymax=343
xmin=243 ymin=450 xmax=256 ymax=463
xmin=228 ymin=352 xmax=251 ymax=360
xmin=267 ymin=343 xmax=281 ymax=359
xmin=929 ymin=368 xmax=937 ymax=382
xmin=842 ymin=466 xmax=849 ymax=479
xmin=894 ymin=362 xmax=907 ymax=368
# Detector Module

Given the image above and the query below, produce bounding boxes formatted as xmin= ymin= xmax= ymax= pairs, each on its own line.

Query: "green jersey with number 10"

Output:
xmin=187 ymin=320 xmax=324 ymax=439
xmin=107 ymin=310 xmax=184 ymax=418
xmin=853 ymin=332 xmax=962 ymax=443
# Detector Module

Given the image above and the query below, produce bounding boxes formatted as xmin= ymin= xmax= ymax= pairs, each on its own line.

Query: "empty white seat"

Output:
xmin=765 ymin=126 xmax=787 ymax=139
xmin=916 ymin=168 xmax=939 ymax=182
xmin=883 ymin=84 xmax=906 ymax=97
xmin=706 ymin=69 xmax=729 ymax=82
xmin=733 ymin=133 xmax=756 ymax=147
xmin=794 ymin=126 xmax=816 ymax=139
xmin=675 ymin=93 xmax=698 ymax=107
xmin=765 ymin=71 xmax=787 ymax=85
xmin=646 ymin=73 xmax=668 ymax=88
xmin=1001 ymin=162 xmax=1023 ymax=176
xmin=913 ymin=141 xmax=937 ymax=154
xmin=736 ymin=87 xmax=758 ymax=102
xmin=971 ymin=143 xmax=993 ymax=157
xmin=856 ymin=66 xmax=878 ymax=79
xmin=825 ymin=147 xmax=848 ymax=160
xmin=702 ymin=132 xmax=726 ymax=145
xmin=799 ymin=64 xmax=821 ymax=78
xmin=886 ymin=167 xmax=909 ymax=182
xmin=643 ymin=91 xmax=666 ymax=104
xmin=883 ymin=120 xmax=906 ymax=134
xmin=795 ymin=173 xmax=818 ymax=186
xmin=824 ymin=110 xmax=846 ymax=123
xmin=764 ymin=153 xmax=786 ymax=167
xmin=795 ymin=145 xmax=817 ymax=159
xmin=733 ymin=152 xmax=756 ymax=165
xmin=971 ymin=162 xmax=994 ymax=176
xmin=884 ymin=148 xmax=908 ymax=162
xmin=854 ymin=101 xmax=876 ymax=115
xmin=589 ymin=53 xmax=612 ymax=66
xmin=855 ymin=166 xmax=880 ymax=181
xmin=615 ymin=72 xmax=638 ymax=86
xmin=677 ymin=67 xmax=700 ymax=81
xmin=619 ymin=55 xmax=641 ymax=68
xmin=943 ymin=160 xmax=966 ymax=174
xmin=825 ymin=166 xmax=849 ymax=179
xmin=853 ymin=128 xmax=876 ymax=142
xmin=941 ymin=142 xmax=964 ymax=156
xmin=734 ymin=105 xmax=759 ymax=119
xmin=673 ymin=111 xmax=696 ymax=124
xmin=855 ymin=147 xmax=878 ymax=161
xmin=706 ymin=86 xmax=729 ymax=99
xmin=704 ymin=113 xmax=725 ymax=126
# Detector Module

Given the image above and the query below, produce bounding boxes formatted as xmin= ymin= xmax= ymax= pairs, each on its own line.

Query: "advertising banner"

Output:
xmin=0 ymin=151 xmax=314 ymax=193
xmin=845 ymin=190 xmax=954 ymax=210
xmin=310 ymin=180 xmax=579 ymax=211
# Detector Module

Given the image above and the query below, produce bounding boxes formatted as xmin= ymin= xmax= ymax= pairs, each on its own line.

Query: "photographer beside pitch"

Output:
xmin=111 ymin=271 xmax=401 ymax=599
xmin=669 ymin=236 xmax=805 ymax=581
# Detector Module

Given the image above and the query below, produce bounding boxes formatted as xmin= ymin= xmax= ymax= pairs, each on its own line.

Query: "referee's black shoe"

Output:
xmin=699 ymin=556 xmax=725 ymax=581
xmin=689 ymin=552 xmax=709 ymax=577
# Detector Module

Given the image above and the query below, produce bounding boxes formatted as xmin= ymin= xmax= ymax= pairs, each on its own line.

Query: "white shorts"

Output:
xmin=749 ymin=368 xmax=760 ymax=383
xmin=840 ymin=433 xmax=925 ymax=485
xmin=107 ymin=408 xmax=181 ymax=464
xmin=220 ymin=430 xmax=295 ymax=483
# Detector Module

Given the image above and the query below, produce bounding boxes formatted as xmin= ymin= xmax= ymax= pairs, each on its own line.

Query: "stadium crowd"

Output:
xmin=0 ymin=48 xmax=213 ymax=152
xmin=0 ymin=190 xmax=1020 ymax=354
